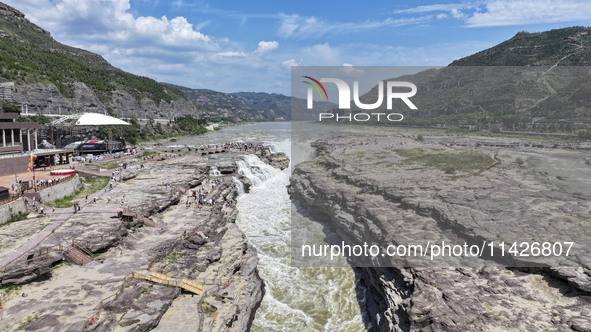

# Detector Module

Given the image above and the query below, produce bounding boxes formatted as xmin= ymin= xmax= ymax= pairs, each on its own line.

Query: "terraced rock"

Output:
xmin=289 ymin=132 xmax=591 ymax=331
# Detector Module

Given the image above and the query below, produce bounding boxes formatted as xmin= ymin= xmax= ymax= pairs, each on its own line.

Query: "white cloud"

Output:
xmin=2 ymin=0 xmax=292 ymax=93
xmin=465 ymin=0 xmax=591 ymax=27
xmin=301 ymin=43 xmax=342 ymax=65
xmin=12 ymin=0 xmax=586 ymax=95
xmin=396 ymin=0 xmax=591 ymax=27
xmin=5 ymin=0 xmax=217 ymax=51
xmin=282 ymin=59 xmax=299 ymax=68
xmin=341 ymin=64 xmax=366 ymax=75
xmin=255 ymin=41 xmax=279 ymax=54
xmin=395 ymin=3 xmax=474 ymax=14
xmin=215 ymin=51 xmax=247 ymax=57
xmin=450 ymin=8 xmax=464 ymax=19
xmin=394 ymin=2 xmax=476 ymax=22
xmin=278 ymin=14 xmax=300 ymax=38
xmin=277 ymin=13 xmax=433 ymax=39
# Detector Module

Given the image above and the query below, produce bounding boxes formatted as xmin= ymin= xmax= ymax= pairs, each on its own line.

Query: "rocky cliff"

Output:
xmin=0 ymin=2 xmax=336 ymax=121
xmin=258 ymin=151 xmax=290 ymax=170
xmin=338 ymin=27 xmax=591 ymax=128
xmin=168 ymin=84 xmax=335 ymax=122
xmin=450 ymin=27 xmax=591 ymax=66
xmin=289 ymin=131 xmax=591 ymax=331
xmin=0 ymin=147 xmax=267 ymax=331
xmin=0 ymin=2 xmax=197 ymax=119
xmin=8 ymin=81 xmax=199 ymax=119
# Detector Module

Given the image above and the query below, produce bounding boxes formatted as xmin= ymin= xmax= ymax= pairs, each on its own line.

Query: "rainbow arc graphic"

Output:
xmin=302 ymin=76 xmax=328 ymax=101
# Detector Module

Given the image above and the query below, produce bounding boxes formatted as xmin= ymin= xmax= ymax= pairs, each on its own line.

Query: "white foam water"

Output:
xmin=236 ymin=155 xmax=282 ymax=186
xmin=178 ymin=122 xmax=364 ymax=331
xmin=235 ymin=150 xmax=365 ymax=331
xmin=209 ymin=166 xmax=222 ymax=176
xmin=232 ymin=176 xmax=245 ymax=196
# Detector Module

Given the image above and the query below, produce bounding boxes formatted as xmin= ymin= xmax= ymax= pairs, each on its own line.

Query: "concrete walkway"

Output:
xmin=0 ymin=172 xmax=122 ymax=270
xmin=0 ymin=155 xmax=185 ymax=270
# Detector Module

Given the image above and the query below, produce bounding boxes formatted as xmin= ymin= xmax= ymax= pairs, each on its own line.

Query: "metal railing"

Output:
xmin=0 ymin=173 xmax=78 ymax=205
xmin=25 ymin=173 xmax=77 ymax=194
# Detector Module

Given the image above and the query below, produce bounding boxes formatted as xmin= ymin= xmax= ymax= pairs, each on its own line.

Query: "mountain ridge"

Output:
xmin=348 ymin=26 xmax=591 ymax=130
xmin=450 ymin=26 xmax=591 ymax=66
xmin=0 ymin=1 xmax=331 ymax=122
xmin=0 ymin=2 xmax=199 ymax=119
xmin=2 ymin=1 xmax=590 ymax=127
xmin=167 ymin=83 xmax=335 ymax=121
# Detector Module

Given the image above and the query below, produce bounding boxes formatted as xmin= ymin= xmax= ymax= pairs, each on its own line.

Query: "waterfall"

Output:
xmin=235 ymin=155 xmax=281 ymax=186
xmin=234 ymin=150 xmax=364 ymax=331
xmin=268 ymin=139 xmax=291 ymax=156
xmin=232 ymin=176 xmax=245 ymax=196
xmin=167 ymin=123 xmax=363 ymax=330
xmin=209 ymin=166 xmax=222 ymax=176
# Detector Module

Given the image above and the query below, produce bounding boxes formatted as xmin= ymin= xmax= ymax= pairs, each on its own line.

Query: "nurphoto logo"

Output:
xmin=303 ymin=75 xmax=418 ymax=122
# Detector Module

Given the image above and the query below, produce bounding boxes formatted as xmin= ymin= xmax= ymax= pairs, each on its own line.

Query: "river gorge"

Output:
xmin=1 ymin=122 xmax=590 ymax=331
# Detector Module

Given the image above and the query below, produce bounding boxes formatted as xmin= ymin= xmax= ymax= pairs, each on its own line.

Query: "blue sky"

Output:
xmin=5 ymin=0 xmax=591 ymax=94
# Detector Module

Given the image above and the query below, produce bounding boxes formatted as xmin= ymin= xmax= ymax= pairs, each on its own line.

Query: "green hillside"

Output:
xmin=450 ymin=27 xmax=591 ymax=66
xmin=167 ymin=84 xmax=335 ymax=121
xmin=0 ymin=2 xmax=185 ymax=106
xmin=349 ymin=27 xmax=591 ymax=132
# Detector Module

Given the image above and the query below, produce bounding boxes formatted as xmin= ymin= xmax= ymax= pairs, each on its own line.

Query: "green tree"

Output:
xmin=2 ymin=101 xmax=21 ymax=113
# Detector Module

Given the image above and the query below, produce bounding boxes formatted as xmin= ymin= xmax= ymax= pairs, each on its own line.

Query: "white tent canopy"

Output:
xmin=50 ymin=112 xmax=130 ymax=126
xmin=75 ymin=112 xmax=130 ymax=126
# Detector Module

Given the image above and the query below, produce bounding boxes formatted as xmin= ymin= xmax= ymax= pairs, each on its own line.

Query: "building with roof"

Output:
xmin=0 ymin=111 xmax=39 ymax=155
xmin=0 ymin=103 xmax=73 ymax=175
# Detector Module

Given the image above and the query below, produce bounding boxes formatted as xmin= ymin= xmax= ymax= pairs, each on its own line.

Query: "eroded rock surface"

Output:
xmin=289 ymin=132 xmax=591 ymax=331
xmin=260 ymin=152 xmax=290 ymax=170
xmin=0 ymin=150 xmax=265 ymax=332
